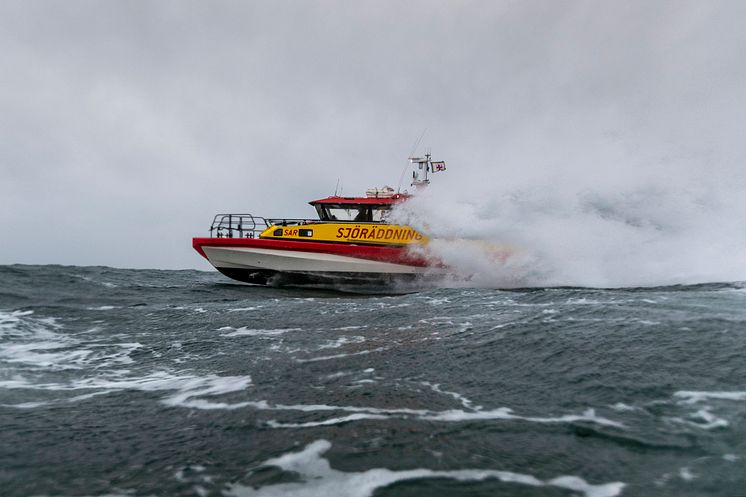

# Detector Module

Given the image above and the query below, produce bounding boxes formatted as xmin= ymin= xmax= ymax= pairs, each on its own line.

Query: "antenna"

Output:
xmin=334 ymin=178 xmax=340 ymax=196
xmin=409 ymin=128 xmax=427 ymax=157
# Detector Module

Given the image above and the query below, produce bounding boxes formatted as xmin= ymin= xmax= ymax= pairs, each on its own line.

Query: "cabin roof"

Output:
xmin=308 ymin=194 xmax=410 ymax=206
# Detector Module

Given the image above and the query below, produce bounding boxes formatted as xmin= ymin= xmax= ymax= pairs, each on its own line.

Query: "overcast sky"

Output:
xmin=2 ymin=0 xmax=745 ymax=272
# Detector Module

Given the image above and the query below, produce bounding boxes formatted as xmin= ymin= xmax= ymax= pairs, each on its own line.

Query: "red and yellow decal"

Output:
xmin=260 ymin=223 xmax=427 ymax=245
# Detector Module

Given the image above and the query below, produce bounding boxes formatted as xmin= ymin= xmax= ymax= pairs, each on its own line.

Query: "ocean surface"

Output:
xmin=1 ymin=264 xmax=745 ymax=497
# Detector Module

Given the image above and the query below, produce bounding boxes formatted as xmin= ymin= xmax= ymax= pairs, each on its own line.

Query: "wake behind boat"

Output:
xmin=192 ymin=155 xmax=446 ymax=290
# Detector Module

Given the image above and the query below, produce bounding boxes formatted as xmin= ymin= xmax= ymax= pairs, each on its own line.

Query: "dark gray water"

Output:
xmin=1 ymin=264 xmax=745 ymax=496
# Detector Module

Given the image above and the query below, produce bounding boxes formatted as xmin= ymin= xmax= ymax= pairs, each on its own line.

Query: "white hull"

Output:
xmin=202 ymin=246 xmax=426 ymax=274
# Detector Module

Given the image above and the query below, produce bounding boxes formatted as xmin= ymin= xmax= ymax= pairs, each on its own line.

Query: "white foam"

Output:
xmin=0 ymin=341 xmax=93 ymax=369
xmin=0 ymin=310 xmax=60 ymax=338
xmin=318 ymin=336 xmax=366 ymax=350
xmin=0 ymin=309 xmax=34 ymax=326
xmin=225 ymin=440 xmax=625 ymax=497
xmin=423 ymin=382 xmax=479 ymax=410
xmin=219 ymin=327 xmax=300 ymax=337
xmin=636 ymin=320 xmax=659 ymax=326
xmin=674 ymin=390 xmax=746 ymax=403
xmin=0 ymin=370 xmax=252 ymax=410
xmin=422 ymin=407 xmax=624 ymax=428
xmin=668 ymin=408 xmax=729 ymax=430
xmin=76 ymin=275 xmax=117 ymax=288
xmin=87 ymin=305 xmax=118 ymax=311
xmin=679 ymin=467 xmax=695 ymax=481
xmin=0 ymin=320 xmax=142 ymax=371
xmin=239 ymin=380 xmax=625 ymax=428
xmin=260 ymin=396 xmax=622 ymax=429
xmin=268 ymin=413 xmax=389 ymax=428
xmin=296 ymin=347 xmax=388 ymax=363
xmin=77 ymin=372 xmax=253 ymax=409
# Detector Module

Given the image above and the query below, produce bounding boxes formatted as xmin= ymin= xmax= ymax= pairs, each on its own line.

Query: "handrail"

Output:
xmin=209 ymin=214 xmax=270 ymax=239
xmin=266 ymin=218 xmax=318 ymax=226
xmin=208 ymin=214 xmax=389 ymax=238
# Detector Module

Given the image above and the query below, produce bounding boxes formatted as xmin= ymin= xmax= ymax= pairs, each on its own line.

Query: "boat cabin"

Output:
xmin=309 ymin=193 xmax=410 ymax=223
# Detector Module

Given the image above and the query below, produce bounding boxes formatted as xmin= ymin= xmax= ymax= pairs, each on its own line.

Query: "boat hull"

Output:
xmin=192 ymin=237 xmax=438 ymax=291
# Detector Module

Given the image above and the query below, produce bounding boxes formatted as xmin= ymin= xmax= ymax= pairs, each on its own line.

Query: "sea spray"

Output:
xmin=392 ymin=169 xmax=746 ymax=288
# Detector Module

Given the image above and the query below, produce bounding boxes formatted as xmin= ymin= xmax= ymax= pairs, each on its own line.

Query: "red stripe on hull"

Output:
xmin=192 ymin=237 xmax=433 ymax=267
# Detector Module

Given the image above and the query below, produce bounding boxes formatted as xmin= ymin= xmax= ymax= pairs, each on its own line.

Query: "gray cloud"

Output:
xmin=2 ymin=0 xmax=745 ymax=270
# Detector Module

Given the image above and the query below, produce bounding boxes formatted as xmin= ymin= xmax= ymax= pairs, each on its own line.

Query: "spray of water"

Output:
xmin=391 ymin=158 xmax=746 ymax=288
xmin=386 ymin=1 xmax=746 ymax=289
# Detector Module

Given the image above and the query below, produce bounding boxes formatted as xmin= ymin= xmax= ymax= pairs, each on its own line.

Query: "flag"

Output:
xmin=431 ymin=161 xmax=446 ymax=172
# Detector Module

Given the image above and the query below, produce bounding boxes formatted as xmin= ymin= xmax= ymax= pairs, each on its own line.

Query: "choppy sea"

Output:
xmin=1 ymin=264 xmax=745 ymax=497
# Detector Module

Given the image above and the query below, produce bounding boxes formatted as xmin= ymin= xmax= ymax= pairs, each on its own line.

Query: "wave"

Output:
xmin=226 ymin=440 xmax=625 ymax=497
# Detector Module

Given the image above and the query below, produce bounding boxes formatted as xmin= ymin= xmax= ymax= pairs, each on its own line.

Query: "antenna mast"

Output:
xmin=409 ymin=153 xmax=432 ymax=189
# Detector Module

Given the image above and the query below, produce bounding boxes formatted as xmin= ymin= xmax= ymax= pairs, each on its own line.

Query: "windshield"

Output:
xmin=316 ymin=204 xmax=391 ymax=222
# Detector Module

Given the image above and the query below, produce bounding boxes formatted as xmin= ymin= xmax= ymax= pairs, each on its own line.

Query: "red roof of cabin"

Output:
xmin=309 ymin=194 xmax=411 ymax=206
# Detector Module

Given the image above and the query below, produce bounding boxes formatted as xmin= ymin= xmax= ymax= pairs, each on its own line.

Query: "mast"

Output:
xmin=409 ymin=153 xmax=431 ymax=189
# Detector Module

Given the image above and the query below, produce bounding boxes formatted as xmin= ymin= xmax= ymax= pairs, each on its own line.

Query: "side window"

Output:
xmin=372 ymin=207 xmax=391 ymax=222
xmin=299 ymin=229 xmax=313 ymax=237
xmin=273 ymin=228 xmax=283 ymax=236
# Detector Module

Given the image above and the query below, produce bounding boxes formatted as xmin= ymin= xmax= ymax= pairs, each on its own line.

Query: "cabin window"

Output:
xmin=299 ymin=229 xmax=313 ymax=237
xmin=325 ymin=206 xmax=359 ymax=221
xmin=273 ymin=228 xmax=283 ymax=236
xmin=371 ymin=207 xmax=390 ymax=222
xmin=316 ymin=204 xmax=392 ymax=222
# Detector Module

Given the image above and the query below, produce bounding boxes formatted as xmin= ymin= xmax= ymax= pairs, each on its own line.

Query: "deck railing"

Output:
xmin=208 ymin=214 xmax=319 ymax=238
xmin=209 ymin=214 xmax=269 ymax=238
xmin=208 ymin=214 xmax=389 ymax=238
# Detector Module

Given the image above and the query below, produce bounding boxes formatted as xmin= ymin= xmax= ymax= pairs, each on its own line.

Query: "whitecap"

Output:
xmin=674 ymin=390 xmax=746 ymax=403
xmin=225 ymin=440 xmax=625 ymax=497
xmin=220 ymin=327 xmax=300 ymax=337
xmin=260 ymin=396 xmax=622 ymax=429
xmin=422 ymin=382 xmax=479 ymax=410
xmin=296 ymin=347 xmax=388 ymax=363
xmin=421 ymin=407 xmax=624 ymax=428
xmin=318 ymin=336 xmax=366 ymax=350
xmin=267 ymin=413 xmax=389 ymax=428
xmin=0 ymin=370 xmax=253 ymax=410
xmin=667 ymin=408 xmax=729 ymax=430
xmin=679 ymin=467 xmax=695 ymax=481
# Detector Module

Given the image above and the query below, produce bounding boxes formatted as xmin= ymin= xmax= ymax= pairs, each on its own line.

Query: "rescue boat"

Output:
xmin=192 ymin=155 xmax=445 ymax=290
